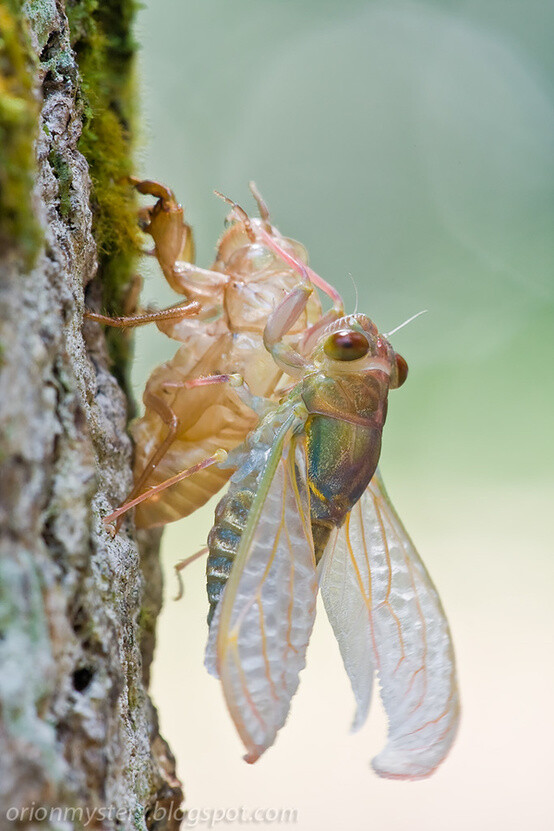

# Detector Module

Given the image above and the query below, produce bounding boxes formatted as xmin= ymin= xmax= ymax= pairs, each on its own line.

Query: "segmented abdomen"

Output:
xmin=206 ymin=487 xmax=254 ymax=624
xmin=204 ymin=405 xmax=290 ymax=625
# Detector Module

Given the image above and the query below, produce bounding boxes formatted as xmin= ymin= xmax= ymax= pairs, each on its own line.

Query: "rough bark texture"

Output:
xmin=0 ymin=2 xmax=182 ymax=828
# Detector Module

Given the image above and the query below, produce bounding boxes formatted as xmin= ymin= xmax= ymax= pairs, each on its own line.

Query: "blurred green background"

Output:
xmin=130 ymin=2 xmax=554 ymax=829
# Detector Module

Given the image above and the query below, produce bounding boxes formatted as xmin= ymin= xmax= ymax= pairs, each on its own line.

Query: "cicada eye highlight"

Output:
xmin=394 ymin=353 xmax=408 ymax=387
xmin=324 ymin=330 xmax=370 ymax=362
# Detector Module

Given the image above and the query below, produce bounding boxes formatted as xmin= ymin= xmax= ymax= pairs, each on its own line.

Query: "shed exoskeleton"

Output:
xmin=104 ymin=180 xmax=341 ymax=529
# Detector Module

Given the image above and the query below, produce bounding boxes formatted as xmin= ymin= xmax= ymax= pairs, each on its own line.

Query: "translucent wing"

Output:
xmin=320 ymin=470 xmax=460 ymax=779
xmin=205 ymin=422 xmax=317 ymax=763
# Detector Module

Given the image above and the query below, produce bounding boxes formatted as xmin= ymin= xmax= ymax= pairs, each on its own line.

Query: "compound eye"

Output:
xmin=394 ymin=353 xmax=408 ymax=387
xmin=324 ymin=330 xmax=370 ymax=362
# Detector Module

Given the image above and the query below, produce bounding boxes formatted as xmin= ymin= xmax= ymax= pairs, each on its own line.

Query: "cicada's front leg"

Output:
xmin=85 ymin=177 xmax=227 ymax=333
xmin=84 ymin=177 xmax=203 ymax=330
xmin=132 ymin=177 xmax=230 ymax=309
xmin=130 ymin=176 xmax=195 ymax=288
xmin=263 ymin=284 xmax=314 ymax=376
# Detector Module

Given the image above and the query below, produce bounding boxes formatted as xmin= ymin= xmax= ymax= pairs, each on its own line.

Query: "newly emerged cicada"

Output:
xmin=202 ymin=275 xmax=459 ymax=779
xmin=102 ymin=184 xmax=459 ymax=778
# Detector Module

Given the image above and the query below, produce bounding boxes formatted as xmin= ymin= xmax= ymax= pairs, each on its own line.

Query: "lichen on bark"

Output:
xmin=0 ymin=2 xmax=182 ymax=829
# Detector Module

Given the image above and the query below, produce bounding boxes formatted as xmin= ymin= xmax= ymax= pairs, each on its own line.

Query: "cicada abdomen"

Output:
xmin=205 ymin=408 xmax=284 ymax=624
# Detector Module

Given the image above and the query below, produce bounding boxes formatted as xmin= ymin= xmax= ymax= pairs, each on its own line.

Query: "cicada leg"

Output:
xmin=255 ymin=224 xmax=345 ymax=316
xmin=130 ymin=176 xmax=195 ymax=285
xmin=104 ymin=390 xmax=180 ymax=533
xmin=128 ymin=390 xmax=182 ymax=510
xmin=261 ymin=264 xmax=345 ymax=376
xmin=84 ymin=179 xmax=228 ymax=331
xmin=130 ymin=177 xmax=230 ymax=306
xmin=252 ymin=219 xmax=345 ymax=353
xmin=263 ymin=285 xmax=313 ymax=376
xmin=84 ymin=300 xmax=200 ymax=329
xmin=300 ymin=307 xmax=344 ymax=352
xmin=133 ymin=371 xmax=253 ymax=501
xmin=103 ymin=448 xmax=229 ymax=534
xmin=174 ymin=546 xmax=209 ymax=601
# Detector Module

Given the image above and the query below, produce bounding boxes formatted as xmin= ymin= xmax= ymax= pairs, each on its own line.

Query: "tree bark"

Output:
xmin=0 ymin=2 xmax=182 ymax=828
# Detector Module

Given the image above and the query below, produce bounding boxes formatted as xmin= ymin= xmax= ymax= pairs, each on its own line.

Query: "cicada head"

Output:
xmin=315 ymin=313 xmax=408 ymax=389
xmin=216 ymin=218 xmax=308 ymax=274
xmin=216 ymin=218 xmax=321 ymax=333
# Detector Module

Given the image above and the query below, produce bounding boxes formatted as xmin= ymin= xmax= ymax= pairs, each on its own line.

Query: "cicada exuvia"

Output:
xmin=101 ymin=180 xmax=340 ymax=530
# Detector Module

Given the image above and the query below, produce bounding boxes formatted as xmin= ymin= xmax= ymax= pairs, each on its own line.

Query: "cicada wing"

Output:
xmin=320 ymin=470 xmax=460 ymax=779
xmin=205 ymin=422 xmax=317 ymax=763
xmin=318 ymin=527 xmax=376 ymax=734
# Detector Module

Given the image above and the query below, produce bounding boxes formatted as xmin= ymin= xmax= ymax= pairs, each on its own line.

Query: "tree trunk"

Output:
xmin=0 ymin=2 xmax=182 ymax=828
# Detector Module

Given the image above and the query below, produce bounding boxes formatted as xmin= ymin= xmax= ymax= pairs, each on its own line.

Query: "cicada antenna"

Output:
xmin=383 ymin=309 xmax=427 ymax=339
xmin=214 ymin=190 xmax=256 ymax=242
xmin=346 ymin=272 xmax=359 ymax=315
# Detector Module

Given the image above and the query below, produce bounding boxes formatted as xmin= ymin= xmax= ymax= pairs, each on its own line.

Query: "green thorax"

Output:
xmin=300 ymin=369 xmax=390 ymax=561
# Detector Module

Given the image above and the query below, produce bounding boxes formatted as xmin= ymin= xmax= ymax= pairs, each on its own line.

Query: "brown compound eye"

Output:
xmin=324 ymin=330 xmax=370 ymax=362
xmin=393 ymin=353 xmax=408 ymax=388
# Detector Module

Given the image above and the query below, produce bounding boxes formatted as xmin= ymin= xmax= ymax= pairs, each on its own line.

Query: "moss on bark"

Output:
xmin=67 ymin=0 xmax=141 ymax=310
xmin=64 ymin=0 xmax=143 ymax=388
xmin=0 ymin=3 xmax=41 ymax=265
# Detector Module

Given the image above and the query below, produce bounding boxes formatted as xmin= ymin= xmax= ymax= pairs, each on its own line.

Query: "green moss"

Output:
xmin=66 ymin=0 xmax=141 ymax=378
xmin=127 ymin=679 xmax=139 ymax=713
xmin=48 ymin=149 xmax=73 ymax=218
xmin=137 ymin=606 xmax=154 ymax=635
xmin=0 ymin=3 xmax=42 ymax=266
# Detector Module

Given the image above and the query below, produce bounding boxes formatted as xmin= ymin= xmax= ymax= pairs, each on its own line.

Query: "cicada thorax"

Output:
xmin=302 ymin=374 xmax=389 ymax=562
xmin=301 ymin=315 xmax=398 ymax=562
xmin=132 ymin=218 xmax=322 ymax=528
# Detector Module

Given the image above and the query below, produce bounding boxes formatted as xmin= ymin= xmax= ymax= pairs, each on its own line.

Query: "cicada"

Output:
xmin=200 ymin=269 xmax=460 ymax=778
xmin=103 ymin=185 xmax=460 ymax=778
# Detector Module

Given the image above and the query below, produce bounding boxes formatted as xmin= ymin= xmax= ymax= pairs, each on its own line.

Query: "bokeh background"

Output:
xmin=130 ymin=2 xmax=554 ymax=829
